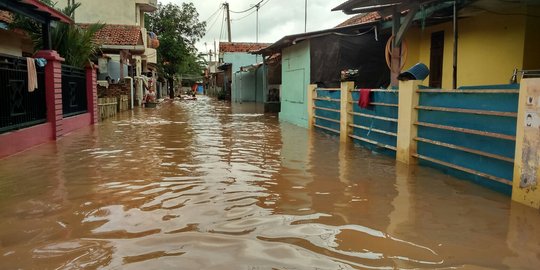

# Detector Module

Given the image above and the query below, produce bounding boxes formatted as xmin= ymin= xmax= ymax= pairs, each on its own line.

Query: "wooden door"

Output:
xmin=429 ymin=31 xmax=445 ymax=88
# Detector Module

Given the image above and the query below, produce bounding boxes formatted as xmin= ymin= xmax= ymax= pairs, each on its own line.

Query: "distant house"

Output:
xmin=0 ymin=11 xmax=33 ymax=57
xmin=219 ymin=42 xmax=270 ymax=103
xmin=254 ymin=23 xmax=389 ymax=127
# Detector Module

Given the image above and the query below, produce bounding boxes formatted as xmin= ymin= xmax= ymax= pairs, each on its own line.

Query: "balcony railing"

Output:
xmin=0 ymin=54 xmax=46 ymax=134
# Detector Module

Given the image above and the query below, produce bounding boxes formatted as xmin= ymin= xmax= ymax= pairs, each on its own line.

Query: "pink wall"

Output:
xmin=0 ymin=123 xmax=53 ymax=159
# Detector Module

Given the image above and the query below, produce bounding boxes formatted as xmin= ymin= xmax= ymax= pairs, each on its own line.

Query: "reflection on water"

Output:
xmin=1 ymin=97 xmax=539 ymax=269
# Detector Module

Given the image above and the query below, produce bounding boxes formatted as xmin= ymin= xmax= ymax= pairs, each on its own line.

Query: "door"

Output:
xmin=429 ymin=31 xmax=444 ymax=88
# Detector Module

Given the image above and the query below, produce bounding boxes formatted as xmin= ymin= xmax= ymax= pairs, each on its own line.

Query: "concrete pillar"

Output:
xmin=307 ymin=84 xmax=317 ymax=129
xmin=340 ymin=81 xmax=354 ymax=143
xmin=86 ymin=64 xmax=98 ymax=124
xmin=35 ymin=50 xmax=64 ymax=140
xmin=396 ymin=80 xmax=421 ymax=164
xmin=512 ymin=78 xmax=540 ymax=209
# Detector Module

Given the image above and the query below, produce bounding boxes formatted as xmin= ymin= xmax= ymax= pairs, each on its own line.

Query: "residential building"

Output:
xmin=1 ymin=0 xmax=99 ymax=158
xmin=57 ymin=0 xmax=159 ymax=103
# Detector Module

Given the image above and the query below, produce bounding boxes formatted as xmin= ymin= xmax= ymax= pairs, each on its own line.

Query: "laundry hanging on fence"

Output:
xmin=27 ymin=57 xmax=38 ymax=92
xmin=358 ymin=88 xmax=372 ymax=109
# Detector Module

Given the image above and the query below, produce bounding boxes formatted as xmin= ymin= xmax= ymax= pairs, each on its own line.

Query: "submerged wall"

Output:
xmin=280 ymin=40 xmax=310 ymax=128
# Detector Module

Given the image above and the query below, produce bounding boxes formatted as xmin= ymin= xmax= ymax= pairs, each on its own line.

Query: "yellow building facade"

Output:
xmin=402 ymin=7 xmax=540 ymax=89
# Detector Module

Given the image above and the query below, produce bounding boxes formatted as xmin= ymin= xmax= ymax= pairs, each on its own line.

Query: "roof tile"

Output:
xmin=80 ymin=24 xmax=142 ymax=46
xmin=219 ymin=42 xmax=271 ymax=53
xmin=335 ymin=12 xmax=381 ymax=28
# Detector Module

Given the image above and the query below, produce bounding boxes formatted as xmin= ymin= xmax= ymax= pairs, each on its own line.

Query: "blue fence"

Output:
xmin=415 ymin=87 xmax=519 ymax=194
xmin=312 ymin=87 xmax=399 ymax=156
xmin=350 ymin=89 xmax=398 ymax=156
xmin=313 ymin=88 xmax=341 ymax=133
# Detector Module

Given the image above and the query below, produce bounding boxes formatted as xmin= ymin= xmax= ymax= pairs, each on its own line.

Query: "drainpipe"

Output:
xmin=453 ymin=0 xmax=458 ymax=89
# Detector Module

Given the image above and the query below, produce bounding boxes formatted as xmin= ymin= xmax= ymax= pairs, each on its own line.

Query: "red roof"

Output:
xmin=0 ymin=11 xmax=13 ymax=23
xmin=335 ymin=12 xmax=381 ymax=28
xmin=219 ymin=42 xmax=271 ymax=53
xmin=81 ymin=24 xmax=143 ymax=46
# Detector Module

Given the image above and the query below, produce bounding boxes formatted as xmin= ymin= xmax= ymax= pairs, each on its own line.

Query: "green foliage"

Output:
xmin=10 ymin=1 xmax=103 ymax=68
xmin=145 ymin=2 xmax=206 ymax=80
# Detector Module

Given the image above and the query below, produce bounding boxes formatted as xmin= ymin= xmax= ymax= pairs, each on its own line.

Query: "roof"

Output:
xmin=83 ymin=24 xmax=143 ymax=46
xmin=0 ymin=0 xmax=73 ymax=24
xmin=335 ymin=11 xmax=381 ymax=27
xmin=219 ymin=42 xmax=272 ymax=53
xmin=0 ymin=10 xmax=13 ymax=23
xmin=252 ymin=21 xmax=377 ymax=55
xmin=332 ymin=0 xmax=441 ymax=15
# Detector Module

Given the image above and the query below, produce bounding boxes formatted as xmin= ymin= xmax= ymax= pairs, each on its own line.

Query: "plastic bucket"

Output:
xmin=398 ymin=63 xmax=430 ymax=81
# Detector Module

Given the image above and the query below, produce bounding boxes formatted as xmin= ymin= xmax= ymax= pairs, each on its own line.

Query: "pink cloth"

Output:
xmin=358 ymin=88 xmax=371 ymax=108
xmin=27 ymin=57 xmax=38 ymax=92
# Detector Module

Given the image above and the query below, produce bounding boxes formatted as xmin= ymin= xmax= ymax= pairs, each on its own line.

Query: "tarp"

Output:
xmin=310 ymin=32 xmax=390 ymax=88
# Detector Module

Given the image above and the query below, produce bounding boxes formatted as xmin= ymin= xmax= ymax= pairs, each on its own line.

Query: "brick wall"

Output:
xmin=98 ymin=83 xmax=131 ymax=98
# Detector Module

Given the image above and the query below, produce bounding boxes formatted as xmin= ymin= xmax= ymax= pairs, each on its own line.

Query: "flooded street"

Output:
xmin=1 ymin=97 xmax=540 ymax=269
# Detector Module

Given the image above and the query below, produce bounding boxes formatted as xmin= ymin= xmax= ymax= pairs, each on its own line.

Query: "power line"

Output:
xmin=219 ymin=7 xmax=226 ymax=41
xmin=205 ymin=6 xmax=224 ymax=35
xmin=231 ymin=9 xmax=256 ymax=21
xmin=229 ymin=0 xmax=264 ymax=13
xmin=204 ymin=4 xmax=223 ymax=22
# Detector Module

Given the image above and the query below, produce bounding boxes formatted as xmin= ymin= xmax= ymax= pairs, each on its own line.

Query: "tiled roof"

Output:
xmin=80 ymin=24 xmax=142 ymax=46
xmin=0 ymin=11 xmax=13 ymax=23
xmin=335 ymin=12 xmax=381 ymax=28
xmin=219 ymin=42 xmax=271 ymax=53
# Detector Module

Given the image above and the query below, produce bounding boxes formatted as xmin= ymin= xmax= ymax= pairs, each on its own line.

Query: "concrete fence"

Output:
xmin=307 ymin=79 xmax=540 ymax=209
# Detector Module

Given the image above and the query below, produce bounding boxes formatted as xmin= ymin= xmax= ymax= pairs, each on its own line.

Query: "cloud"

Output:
xmin=159 ymin=0 xmax=350 ymax=53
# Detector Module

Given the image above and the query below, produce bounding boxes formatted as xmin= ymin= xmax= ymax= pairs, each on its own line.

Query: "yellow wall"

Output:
xmin=403 ymin=12 xmax=528 ymax=88
xmin=57 ymin=0 xmax=144 ymax=26
xmin=0 ymin=30 xmax=23 ymax=56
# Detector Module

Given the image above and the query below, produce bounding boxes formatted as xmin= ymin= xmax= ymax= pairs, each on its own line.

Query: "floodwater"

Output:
xmin=1 ymin=97 xmax=540 ymax=270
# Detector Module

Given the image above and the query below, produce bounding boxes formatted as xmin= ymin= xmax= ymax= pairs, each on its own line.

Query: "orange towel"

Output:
xmin=27 ymin=57 xmax=38 ymax=92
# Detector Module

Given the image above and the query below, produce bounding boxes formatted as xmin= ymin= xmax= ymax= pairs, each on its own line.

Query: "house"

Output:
xmin=1 ymin=0 xmax=100 ymax=158
xmin=219 ymin=42 xmax=270 ymax=102
xmin=56 ymin=0 xmax=159 ymax=104
xmin=254 ymin=22 xmax=390 ymax=127
xmin=332 ymin=0 xmax=540 ymax=88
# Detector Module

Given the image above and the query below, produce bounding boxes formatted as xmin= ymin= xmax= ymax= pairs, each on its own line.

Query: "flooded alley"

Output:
xmin=1 ymin=97 xmax=540 ymax=269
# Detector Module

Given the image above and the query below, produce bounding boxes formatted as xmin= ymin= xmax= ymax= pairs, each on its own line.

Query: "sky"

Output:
xmin=160 ymin=0 xmax=351 ymax=56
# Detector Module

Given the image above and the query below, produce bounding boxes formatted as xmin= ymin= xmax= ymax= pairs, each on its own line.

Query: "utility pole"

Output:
xmin=256 ymin=3 xmax=260 ymax=43
xmin=225 ymin=2 xmax=232 ymax=42
xmin=304 ymin=0 xmax=307 ymax=32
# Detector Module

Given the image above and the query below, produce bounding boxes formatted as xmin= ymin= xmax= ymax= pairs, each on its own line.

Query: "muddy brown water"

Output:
xmin=1 ymin=97 xmax=539 ymax=269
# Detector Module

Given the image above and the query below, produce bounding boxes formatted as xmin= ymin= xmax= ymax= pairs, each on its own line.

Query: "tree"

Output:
xmin=145 ymin=2 xmax=206 ymax=98
xmin=10 ymin=1 xmax=104 ymax=68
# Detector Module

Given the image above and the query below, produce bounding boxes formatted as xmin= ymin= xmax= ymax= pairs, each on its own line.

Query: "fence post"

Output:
xmin=340 ymin=81 xmax=354 ymax=143
xmin=307 ymin=84 xmax=317 ymax=129
xmin=512 ymin=78 xmax=540 ymax=209
xmin=396 ymin=80 xmax=420 ymax=164
xmin=34 ymin=50 xmax=64 ymax=140
xmin=86 ymin=64 xmax=98 ymax=124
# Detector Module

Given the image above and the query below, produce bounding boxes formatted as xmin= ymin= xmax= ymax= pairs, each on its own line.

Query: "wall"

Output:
xmin=280 ymin=41 xmax=310 ymax=127
xmin=0 ymin=29 xmax=23 ymax=56
xmin=403 ymin=12 xmax=527 ymax=88
xmin=57 ymin=0 xmax=139 ymax=25
xmin=232 ymin=66 xmax=265 ymax=103
xmin=223 ymin=52 xmax=260 ymax=73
